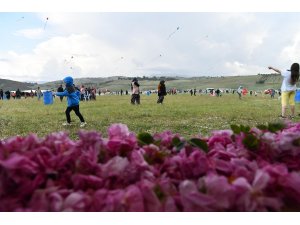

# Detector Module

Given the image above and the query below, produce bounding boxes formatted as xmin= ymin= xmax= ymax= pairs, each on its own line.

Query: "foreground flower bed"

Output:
xmin=0 ymin=122 xmax=300 ymax=211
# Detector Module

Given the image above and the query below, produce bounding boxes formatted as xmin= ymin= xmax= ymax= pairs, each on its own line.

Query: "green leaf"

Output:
xmin=188 ymin=138 xmax=209 ymax=153
xmin=257 ymin=123 xmax=285 ymax=133
xmin=240 ymin=125 xmax=250 ymax=133
xmin=256 ymin=124 xmax=268 ymax=130
xmin=137 ymin=132 xmax=154 ymax=146
xmin=172 ymin=137 xmax=181 ymax=146
xmin=176 ymin=142 xmax=185 ymax=152
xmin=172 ymin=137 xmax=185 ymax=151
xmin=231 ymin=124 xmax=250 ymax=135
xmin=243 ymin=133 xmax=259 ymax=151
xmin=268 ymin=122 xmax=285 ymax=133
xmin=230 ymin=124 xmax=241 ymax=134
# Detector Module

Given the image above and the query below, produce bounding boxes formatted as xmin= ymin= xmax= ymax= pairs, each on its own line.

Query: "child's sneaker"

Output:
xmin=80 ymin=122 xmax=87 ymax=128
xmin=278 ymin=115 xmax=287 ymax=119
xmin=62 ymin=122 xmax=71 ymax=126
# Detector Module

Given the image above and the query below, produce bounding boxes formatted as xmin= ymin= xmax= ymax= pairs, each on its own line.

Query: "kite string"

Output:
xmin=167 ymin=26 xmax=180 ymax=40
xmin=167 ymin=31 xmax=176 ymax=40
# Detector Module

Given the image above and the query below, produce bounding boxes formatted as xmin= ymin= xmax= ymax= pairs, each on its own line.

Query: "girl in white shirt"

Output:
xmin=268 ymin=63 xmax=300 ymax=118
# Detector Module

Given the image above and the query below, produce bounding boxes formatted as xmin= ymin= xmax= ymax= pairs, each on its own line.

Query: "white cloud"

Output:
xmin=15 ymin=28 xmax=45 ymax=39
xmin=224 ymin=61 xmax=264 ymax=75
xmin=1 ymin=33 xmax=162 ymax=81
xmin=280 ymin=32 xmax=300 ymax=65
xmin=2 ymin=12 xmax=300 ymax=82
xmin=244 ymin=31 xmax=268 ymax=58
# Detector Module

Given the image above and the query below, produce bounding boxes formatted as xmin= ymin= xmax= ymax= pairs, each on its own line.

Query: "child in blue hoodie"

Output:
xmin=55 ymin=76 xmax=86 ymax=127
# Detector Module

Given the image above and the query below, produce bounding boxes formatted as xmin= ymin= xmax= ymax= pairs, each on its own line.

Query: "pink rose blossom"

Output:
xmin=0 ymin=123 xmax=300 ymax=211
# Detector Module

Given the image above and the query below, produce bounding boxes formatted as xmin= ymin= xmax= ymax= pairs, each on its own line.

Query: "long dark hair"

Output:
xmin=158 ymin=80 xmax=165 ymax=90
xmin=131 ymin=78 xmax=139 ymax=91
xmin=290 ymin=63 xmax=300 ymax=85
xmin=66 ymin=85 xmax=75 ymax=94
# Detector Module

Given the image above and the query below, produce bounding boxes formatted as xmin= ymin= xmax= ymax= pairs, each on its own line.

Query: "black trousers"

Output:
xmin=131 ymin=94 xmax=140 ymax=104
xmin=65 ymin=105 xmax=85 ymax=123
xmin=157 ymin=95 xmax=165 ymax=103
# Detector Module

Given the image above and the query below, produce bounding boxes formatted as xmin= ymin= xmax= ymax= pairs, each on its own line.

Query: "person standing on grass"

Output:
xmin=37 ymin=87 xmax=42 ymax=101
xmin=55 ymin=76 xmax=86 ymax=127
xmin=0 ymin=89 xmax=3 ymax=100
xmin=5 ymin=90 xmax=10 ymax=100
xmin=268 ymin=63 xmax=300 ymax=119
xmin=270 ymin=89 xmax=276 ymax=98
xmin=157 ymin=80 xmax=167 ymax=104
xmin=57 ymin=84 xmax=64 ymax=102
xmin=16 ymin=89 xmax=21 ymax=99
xmin=237 ymin=86 xmax=243 ymax=100
xmin=131 ymin=78 xmax=140 ymax=104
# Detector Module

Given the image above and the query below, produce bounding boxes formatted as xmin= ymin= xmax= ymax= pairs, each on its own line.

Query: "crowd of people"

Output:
xmin=0 ymin=78 xmax=285 ymax=104
xmin=2 ymin=67 xmax=298 ymax=126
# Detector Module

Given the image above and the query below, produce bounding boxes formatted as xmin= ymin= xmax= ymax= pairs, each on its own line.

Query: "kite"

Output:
xmin=155 ymin=54 xmax=162 ymax=58
xmin=16 ymin=16 xmax=24 ymax=22
xmin=167 ymin=26 xmax=180 ymax=40
xmin=114 ymin=56 xmax=124 ymax=62
xmin=64 ymin=56 xmax=74 ymax=64
xmin=44 ymin=17 xmax=49 ymax=30
xmin=63 ymin=56 xmax=75 ymax=71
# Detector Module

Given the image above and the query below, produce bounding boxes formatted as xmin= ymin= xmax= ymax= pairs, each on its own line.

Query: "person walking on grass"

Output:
xmin=268 ymin=63 xmax=300 ymax=119
xmin=131 ymin=78 xmax=140 ymax=105
xmin=157 ymin=80 xmax=167 ymax=104
xmin=55 ymin=76 xmax=86 ymax=127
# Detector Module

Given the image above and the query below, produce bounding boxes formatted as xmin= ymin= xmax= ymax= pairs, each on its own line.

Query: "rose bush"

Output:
xmin=0 ymin=122 xmax=299 ymax=211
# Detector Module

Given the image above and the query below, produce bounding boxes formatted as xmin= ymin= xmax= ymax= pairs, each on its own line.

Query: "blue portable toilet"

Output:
xmin=295 ymin=90 xmax=300 ymax=103
xmin=43 ymin=91 xmax=53 ymax=105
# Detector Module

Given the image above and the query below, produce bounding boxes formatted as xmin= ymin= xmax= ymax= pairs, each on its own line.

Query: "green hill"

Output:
xmin=1 ymin=74 xmax=283 ymax=92
xmin=0 ymin=78 xmax=37 ymax=91
xmin=37 ymin=75 xmax=282 ymax=91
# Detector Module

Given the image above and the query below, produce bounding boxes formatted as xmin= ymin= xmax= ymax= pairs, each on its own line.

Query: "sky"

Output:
xmin=1 ymin=1 xmax=300 ymax=82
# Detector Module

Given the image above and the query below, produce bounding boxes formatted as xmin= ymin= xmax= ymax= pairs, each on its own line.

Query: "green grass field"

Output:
xmin=0 ymin=93 xmax=298 ymax=140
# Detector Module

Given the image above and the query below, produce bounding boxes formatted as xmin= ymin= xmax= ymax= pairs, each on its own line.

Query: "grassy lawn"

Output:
xmin=0 ymin=93 xmax=298 ymax=140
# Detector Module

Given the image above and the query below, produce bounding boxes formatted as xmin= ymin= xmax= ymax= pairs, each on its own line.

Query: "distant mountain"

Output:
xmin=0 ymin=75 xmax=282 ymax=92
xmin=0 ymin=78 xmax=37 ymax=91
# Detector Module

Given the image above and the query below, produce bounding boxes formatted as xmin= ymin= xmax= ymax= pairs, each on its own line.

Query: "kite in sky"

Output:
xmin=43 ymin=17 xmax=49 ymax=30
xmin=64 ymin=56 xmax=74 ymax=64
xmin=64 ymin=56 xmax=75 ymax=71
xmin=16 ymin=16 xmax=24 ymax=22
xmin=153 ymin=54 xmax=162 ymax=61
xmin=167 ymin=26 xmax=180 ymax=40
xmin=114 ymin=56 xmax=124 ymax=62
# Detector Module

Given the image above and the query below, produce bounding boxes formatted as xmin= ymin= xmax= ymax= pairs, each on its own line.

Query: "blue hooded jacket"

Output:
xmin=55 ymin=76 xmax=80 ymax=107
